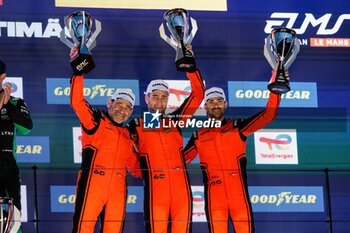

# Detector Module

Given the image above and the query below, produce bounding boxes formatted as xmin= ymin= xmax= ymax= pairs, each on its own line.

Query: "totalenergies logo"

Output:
xmin=259 ymin=134 xmax=292 ymax=151
xmin=2 ymin=82 xmax=17 ymax=93
xmin=192 ymin=191 xmax=204 ymax=209
xmin=169 ymin=86 xmax=191 ymax=102
xmin=265 ymin=12 xmax=350 ymax=47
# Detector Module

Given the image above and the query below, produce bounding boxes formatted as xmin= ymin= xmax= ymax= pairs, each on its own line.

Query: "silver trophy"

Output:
xmin=0 ymin=197 xmax=21 ymax=233
xmin=264 ymin=27 xmax=300 ymax=94
xmin=159 ymin=8 xmax=198 ymax=72
xmin=60 ymin=11 xmax=102 ymax=75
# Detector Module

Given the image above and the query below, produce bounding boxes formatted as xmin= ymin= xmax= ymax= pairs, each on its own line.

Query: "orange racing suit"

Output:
xmin=70 ymin=75 xmax=139 ymax=233
xmin=183 ymin=92 xmax=281 ymax=233
xmin=128 ymin=70 xmax=205 ymax=233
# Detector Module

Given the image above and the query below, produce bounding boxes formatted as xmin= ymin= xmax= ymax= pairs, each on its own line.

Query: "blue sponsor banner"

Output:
xmin=249 ymin=186 xmax=324 ymax=212
xmin=126 ymin=186 xmax=144 ymax=213
xmin=16 ymin=136 xmax=50 ymax=163
xmin=50 ymin=186 xmax=76 ymax=213
xmin=50 ymin=185 xmax=144 ymax=213
xmin=228 ymin=81 xmax=318 ymax=108
xmin=46 ymin=78 xmax=140 ymax=105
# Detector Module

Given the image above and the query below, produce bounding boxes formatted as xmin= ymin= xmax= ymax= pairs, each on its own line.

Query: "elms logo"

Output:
xmin=254 ymin=129 xmax=298 ymax=164
xmin=265 ymin=12 xmax=350 ymax=47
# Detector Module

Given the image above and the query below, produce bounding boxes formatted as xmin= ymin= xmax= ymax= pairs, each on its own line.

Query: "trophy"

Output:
xmin=0 ymin=197 xmax=21 ymax=233
xmin=60 ymin=11 xmax=102 ymax=75
xmin=159 ymin=8 xmax=198 ymax=72
xmin=264 ymin=27 xmax=300 ymax=94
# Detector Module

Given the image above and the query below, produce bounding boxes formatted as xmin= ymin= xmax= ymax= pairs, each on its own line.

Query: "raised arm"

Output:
xmin=172 ymin=69 xmax=205 ymax=120
xmin=70 ymin=75 xmax=101 ymax=130
xmin=238 ymin=70 xmax=282 ymax=138
xmin=182 ymin=132 xmax=198 ymax=166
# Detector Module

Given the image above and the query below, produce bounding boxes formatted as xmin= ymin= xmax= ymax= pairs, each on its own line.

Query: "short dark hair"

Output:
xmin=0 ymin=60 xmax=6 ymax=75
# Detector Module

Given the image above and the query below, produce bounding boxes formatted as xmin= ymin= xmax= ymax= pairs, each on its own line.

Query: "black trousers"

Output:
xmin=0 ymin=157 xmax=21 ymax=211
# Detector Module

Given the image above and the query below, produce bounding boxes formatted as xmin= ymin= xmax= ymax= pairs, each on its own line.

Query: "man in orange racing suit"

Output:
xmin=183 ymin=70 xmax=283 ymax=233
xmin=70 ymin=48 xmax=139 ymax=233
xmin=128 ymin=52 xmax=205 ymax=232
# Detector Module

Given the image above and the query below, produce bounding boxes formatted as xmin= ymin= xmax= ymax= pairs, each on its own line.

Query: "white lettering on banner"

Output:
xmin=162 ymin=118 xmax=221 ymax=129
xmin=265 ymin=13 xmax=350 ymax=35
xmin=235 ymin=90 xmax=310 ymax=99
xmin=0 ymin=19 xmax=66 ymax=38
xmin=54 ymin=86 xmax=116 ymax=99
xmin=250 ymin=192 xmax=317 ymax=207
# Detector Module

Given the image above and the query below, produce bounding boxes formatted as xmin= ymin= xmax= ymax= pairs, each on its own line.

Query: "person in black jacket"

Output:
xmin=0 ymin=60 xmax=33 ymax=232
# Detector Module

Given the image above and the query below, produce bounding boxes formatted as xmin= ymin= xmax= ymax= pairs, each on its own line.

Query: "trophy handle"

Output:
xmin=60 ymin=29 xmax=75 ymax=49
xmin=85 ymin=19 xmax=102 ymax=50
xmin=264 ymin=35 xmax=277 ymax=69
xmin=159 ymin=24 xmax=178 ymax=50
xmin=184 ymin=17 xmax=198 ymax=45
xmin=60 ymin=15 xmax=79 ymax=49
xmin=284 ymin=38 xmax=300 ymax=70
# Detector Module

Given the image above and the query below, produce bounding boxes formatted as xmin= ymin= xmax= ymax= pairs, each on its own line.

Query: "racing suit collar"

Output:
xmin=103 ymin=111 xmax=123 ymax=127
xmin=221 ymin=118 xmax=229 ymax=126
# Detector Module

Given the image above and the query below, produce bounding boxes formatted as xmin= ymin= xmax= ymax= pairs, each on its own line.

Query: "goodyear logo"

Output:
xmin=228 ymin=81 xmax=318 ymax=108
xmin=50 ymin=186 xmax=144 ymax=213
xmin=46 ymin=78 xmax=139 ymax=105
xmin=55 ymin=0 xmax=227 ymax=11
xmin=249 ymin=186 xmax=324 ymax=212
xmin=16 ymin=136 xmax=50 ymax=163
xmin=50 ymin=186 xmax=76 ymax=212
xmin=126 ymin=186 xmax=143 ymax=213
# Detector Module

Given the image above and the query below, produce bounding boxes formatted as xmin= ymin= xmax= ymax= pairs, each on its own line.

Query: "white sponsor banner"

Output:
xmin=72 ymin=127 xmax=82 ymax=164
xmin=254 ymin=129 xmax=298 ymax=164
xmin=4 ymin=77 xmax=23 ymax=99
xmin=21 ymin=185 xmax=28 ymax=222
xmin=165 ymin=80 xmax=205 ymax=116
xmin=55 ymin=0 xmax=228 ymax=11
xmin=191 ymin=186 xmax=206 ymax=222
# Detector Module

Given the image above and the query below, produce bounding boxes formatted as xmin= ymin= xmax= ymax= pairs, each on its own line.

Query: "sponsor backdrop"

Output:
xmin=0 ymin=0 xmax=349 ymax=232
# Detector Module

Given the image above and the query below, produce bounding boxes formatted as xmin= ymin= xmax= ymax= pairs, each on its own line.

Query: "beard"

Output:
xmin=208 ymin=108 xmax=225 ymax=121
